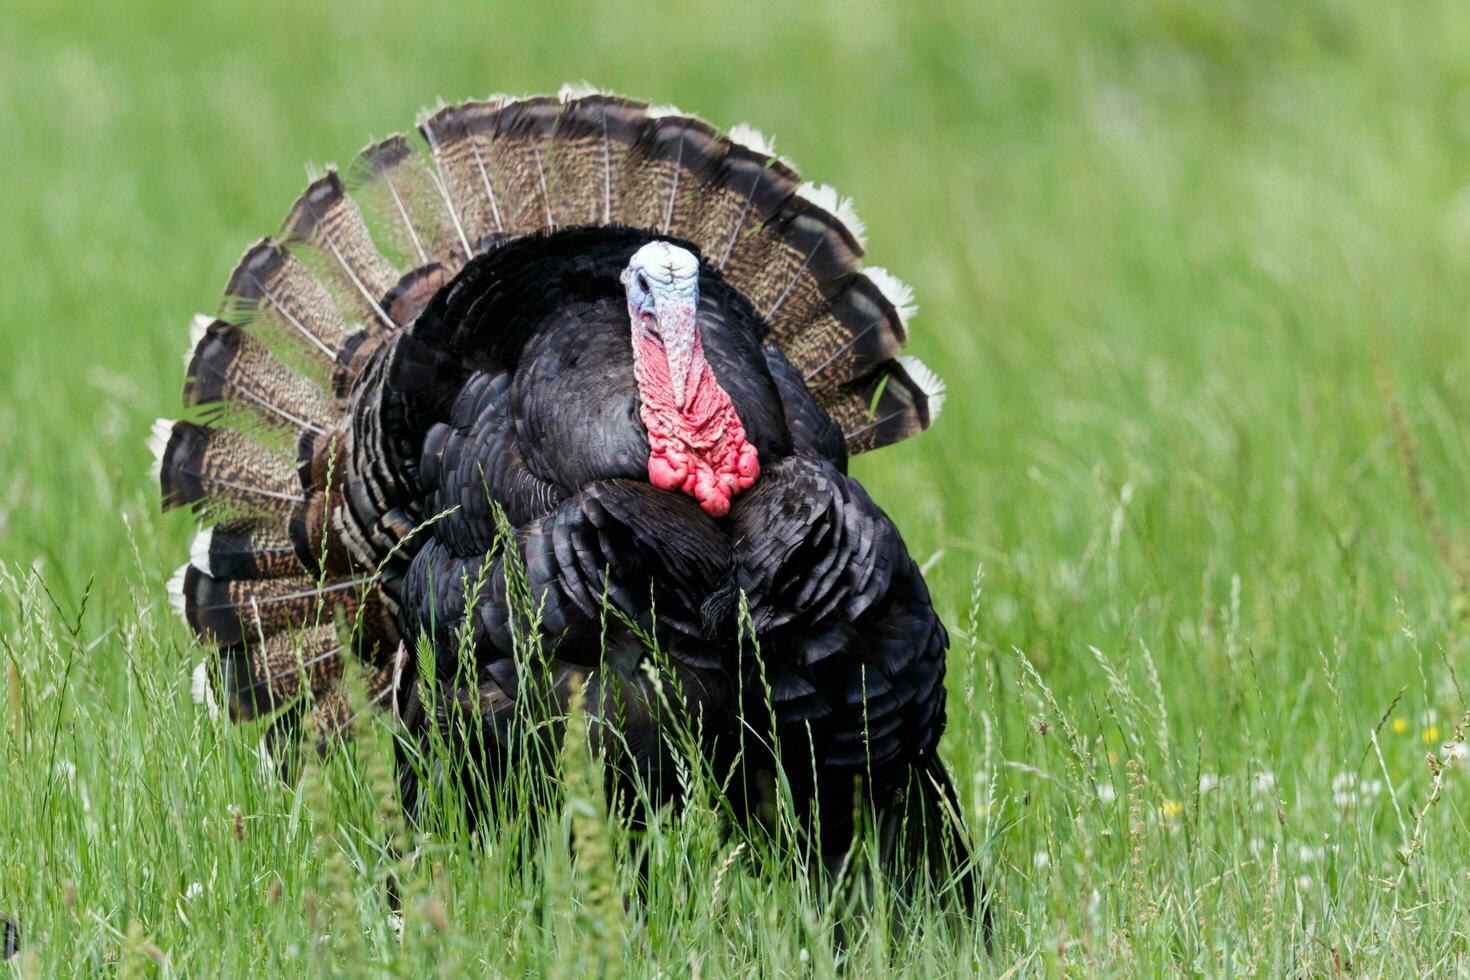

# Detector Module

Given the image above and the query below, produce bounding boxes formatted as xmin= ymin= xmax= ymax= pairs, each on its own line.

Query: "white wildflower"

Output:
xmin=1332 ymin=772 xmax=1358 ymax=809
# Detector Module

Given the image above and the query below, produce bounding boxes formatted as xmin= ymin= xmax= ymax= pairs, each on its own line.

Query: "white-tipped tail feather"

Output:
xmin=182 ymin=314 xmax=211 ymax=372
xmin=727 ymin=123 xmax=776 ymax=158
xmin=189 ymin=527 xmax=214 ymax=575
xmin=897 ymin=355 xmax=946 ymax=421
xmin=191 ymin=659 xmax=220 ymax=718
xmin=558 ymin=81 xmax=604 ymax=102
xmin=645 ymin=103 xmax=688 ymax=119
xmin=863 ymin=267 xmax=917 ymax=328
xmin=796 ymin=183 xmax=866 ymax=248
xmin=148 ymin=418 xmax=174 ymax=483
xmin=166 ymin=563 xmax=190 ymax=619
xmin=390 ymin=642 xmax=412 ymax=724
xmin=416 ymin=98 xmax=449 ymax=128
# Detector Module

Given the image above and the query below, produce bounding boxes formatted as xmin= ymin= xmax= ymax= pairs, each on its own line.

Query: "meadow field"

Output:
xmin=4 ymin=0 xmax=1470 ymax=973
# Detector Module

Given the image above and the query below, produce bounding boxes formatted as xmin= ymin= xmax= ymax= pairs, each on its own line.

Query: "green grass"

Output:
xmin=4 ymin=0 xmax=1470 ymax=973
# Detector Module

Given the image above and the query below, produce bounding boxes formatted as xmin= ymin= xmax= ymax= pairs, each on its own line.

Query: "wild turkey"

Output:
xmin=154 ymin=86 xmax=969 ymax=900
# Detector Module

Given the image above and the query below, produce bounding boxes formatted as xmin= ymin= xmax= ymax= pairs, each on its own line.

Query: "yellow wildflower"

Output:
xmin=1161 ymin=799 xmax=1184 ymax=819
xmin=1422 ymin=726 xmax=1441 ymax=744
xmin=1392 ymin=717 xmax=1409 ymax=735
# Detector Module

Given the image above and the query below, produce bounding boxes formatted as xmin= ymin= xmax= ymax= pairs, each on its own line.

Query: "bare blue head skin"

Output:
xmin=621 ymin=241 xmax=701 ymax=408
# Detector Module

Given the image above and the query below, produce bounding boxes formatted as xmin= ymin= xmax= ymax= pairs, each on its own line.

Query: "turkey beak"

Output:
xmin=655 ymin=298 xmax=699 ymax=410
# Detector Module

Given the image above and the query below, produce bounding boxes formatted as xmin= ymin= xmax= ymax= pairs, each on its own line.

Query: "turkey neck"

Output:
xmin=633 ymin=329 xmax=760 ymax=519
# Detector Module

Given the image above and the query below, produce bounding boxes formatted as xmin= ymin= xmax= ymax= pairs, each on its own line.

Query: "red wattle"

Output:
xmin=634 ymin=334 xmax=759 ymax=518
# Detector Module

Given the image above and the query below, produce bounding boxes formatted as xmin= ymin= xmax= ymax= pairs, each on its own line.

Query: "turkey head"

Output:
xmin=622 ymin=241 xmax=760 ymax=518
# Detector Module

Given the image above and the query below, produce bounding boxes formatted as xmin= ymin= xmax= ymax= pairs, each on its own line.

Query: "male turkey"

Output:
xmin=154 ymin=86 xmax=967 ymax=899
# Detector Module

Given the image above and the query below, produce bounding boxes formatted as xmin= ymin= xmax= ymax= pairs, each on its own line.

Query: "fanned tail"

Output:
xmin=157 ymin=173 xmax=410 ymax=748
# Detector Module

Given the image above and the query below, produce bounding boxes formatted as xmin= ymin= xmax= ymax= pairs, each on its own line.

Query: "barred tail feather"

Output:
xmin=818 ymin=357 xmax=945 ymax=456
xmin=189 ymin=520 xmax=300 ymax=580
xmin=277 ymin=172 xmax=400 ymax=334
xmin=157 ymin=420 xmax=302 ymax=518
xmin=182 ymin=317 xmax=335 ymax=434
xmin=776 ymin=271 xmax=910 ymax=393
xmin=222 ymin=241 xmax=357 ymax=368
xmin=347 ymin=134 xmax=469 ymax=271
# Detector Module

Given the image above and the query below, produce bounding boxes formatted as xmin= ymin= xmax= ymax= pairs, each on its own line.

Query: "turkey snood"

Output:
xmin=621 ymin=242 xmax=760 ymax=518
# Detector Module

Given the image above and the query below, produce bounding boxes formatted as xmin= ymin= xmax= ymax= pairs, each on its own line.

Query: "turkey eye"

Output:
xmin=636 ymin=273 xmax=650 ymax=293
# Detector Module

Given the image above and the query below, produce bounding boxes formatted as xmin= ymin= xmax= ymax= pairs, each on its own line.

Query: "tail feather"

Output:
xmin=300 ymin=668 xmax=394 ymax=746
xmin=277 ymin=172 xmax=400 ymax=334
xmin=380 ymin=262 xmax=456 ymax=327
xmin=227 ymin=636 xmax=393 ymax=735
xmin=776 ymin=271 xmax=911 ymax=392
xmin=699 ymin=144 xmax=802 ymax=272
xmin=546 ymin=93 xmax=647 ymax=227
xmin=817 ymin=357 xmax=946 ymax=456
xmin=862 ymin=266 xmax=917 ymax=326
xmin=347 ymin=134 xmax=469 ymax=271
xmin=620 ymin=110 xmax=729 ymax=238
xmin=157 ymin=420 xmax=302 ymax=517
xmin=183 ymin=317 xmax=334 ymax=434
xmin=224 ymin=622 xmax=345 ymax=718
xmin=189 ymin=520 xmax=300 ymax=580
xmin=795 ymin=182 xmax=866 ymax=249
xmin=420 ymin=95 xmax=584 ymax=241
xmin=494 ymin=94 xmax=596 ymax=232
xmin=727 ymin=191 xmax=865 ymax=330
xmin=419 ymin=99 xmax=517 ymax=244
xmin=173 ymin=564 xmax=378 ymax=648
xmin=222 ymin=240 xmax=357 ymax=369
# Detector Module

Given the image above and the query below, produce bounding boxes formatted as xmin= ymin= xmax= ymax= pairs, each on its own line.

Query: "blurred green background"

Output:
xmin=4 ymin=0 xmax=1470 ymax=972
